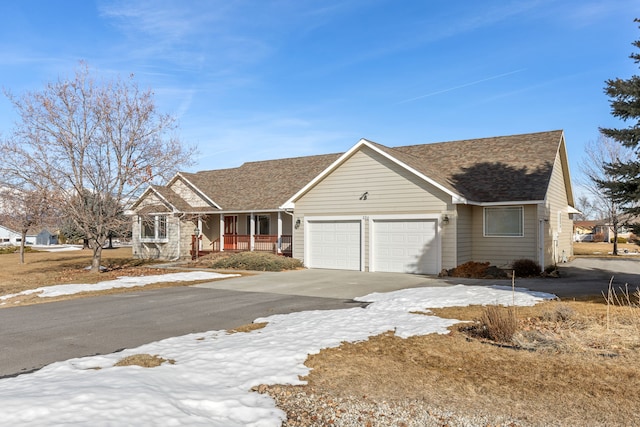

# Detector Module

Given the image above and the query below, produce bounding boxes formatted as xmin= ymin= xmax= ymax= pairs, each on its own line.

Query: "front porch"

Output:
xmin=191 ymin=234 xmax=293 ymax=259
xmin=189 ymin=211 xmax=294 ymax=260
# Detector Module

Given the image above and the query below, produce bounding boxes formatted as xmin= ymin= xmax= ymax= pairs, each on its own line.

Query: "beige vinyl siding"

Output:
xmin=471 ymin=204 xmax=538 ymax=267
xmin=455 ymin=205 xmax=473 ymax=265
xmin=544 ymin=151 xmax=573 ymax=265
xmin=294 ymin=147 xmax=453 ymax=270
xmin=170 ymin=178 xmax=211 ymax=208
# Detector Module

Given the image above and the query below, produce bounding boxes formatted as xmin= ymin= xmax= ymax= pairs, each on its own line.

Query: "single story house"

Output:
xmin=0 ymin=225 xmax=41 ymax=246
xmin=574 ymin=219 xmax=635 ymax=242
xmin=0 ymin=225 xmax=22 ymax=245
xmin=128 ymin=130 xmax=577 ymax=273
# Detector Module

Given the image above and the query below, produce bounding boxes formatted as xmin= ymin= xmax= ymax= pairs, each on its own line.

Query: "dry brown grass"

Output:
xmin=574 ymin=241 xmax=640 ymax=257
xmin=114 ymin=353 xmax=175 ymax=368
xmin=264 ymin=300 xmax=640 ymax=426
xmin=0 ymin=247 xmax=233 ymax=307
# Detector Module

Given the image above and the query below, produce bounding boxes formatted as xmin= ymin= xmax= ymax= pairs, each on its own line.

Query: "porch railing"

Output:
xmin=209 ymin=234 xmax=292 ymax=256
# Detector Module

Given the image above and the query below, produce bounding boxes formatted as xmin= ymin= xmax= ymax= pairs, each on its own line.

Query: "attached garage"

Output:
xmin=371 ymin=218 xmax=439 ymax=274
xmin=306 ymin=219 xmax=362 ymax=271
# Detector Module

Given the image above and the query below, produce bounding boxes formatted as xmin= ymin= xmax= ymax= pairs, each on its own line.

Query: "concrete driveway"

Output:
xmin=195 ymin=257 xmax=640 ymax=300
xmin=194 ymin=269 xmax=449 ymax=299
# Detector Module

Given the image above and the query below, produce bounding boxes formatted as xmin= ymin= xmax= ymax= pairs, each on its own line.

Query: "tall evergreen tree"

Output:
xmin=599 ymin=18 xmax=640 ymax=233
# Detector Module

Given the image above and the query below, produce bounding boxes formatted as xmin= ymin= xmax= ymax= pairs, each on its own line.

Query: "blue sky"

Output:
xmin=1 ymin=1 xmax=639 ymax=193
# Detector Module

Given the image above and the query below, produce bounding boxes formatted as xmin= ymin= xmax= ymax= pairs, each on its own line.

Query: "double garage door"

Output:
xmin=307 ymin=218 xmax=438 ymax=274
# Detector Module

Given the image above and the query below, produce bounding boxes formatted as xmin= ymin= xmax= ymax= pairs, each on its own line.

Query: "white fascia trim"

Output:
xmin=174 ymin=172 xmax=222 ymax=210
xmin=128 ymin=186 xmax=177 ymax=214
xmin=567 ymin=206 xmax=581 ymax=214
xmin=216 ymin=209 xmax=287 ymax=215
xmin=149 ymin=187 xmax=180 ymax=213
xmin=369 ymin=213 xmax=441 ymax=220
xmin=466 ymin=200 xmax=545 ymax=206
xmin=127 ymin=185 xmax=154 ymax=210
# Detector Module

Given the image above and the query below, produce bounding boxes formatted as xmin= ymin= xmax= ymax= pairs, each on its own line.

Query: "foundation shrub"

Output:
xmin=512 ymin=258 xmax=542 ymax=277
xmin=445 ymin=261 xmax=507 ymax=279
xmin=208 ymin=252 xmax=303 ymax=271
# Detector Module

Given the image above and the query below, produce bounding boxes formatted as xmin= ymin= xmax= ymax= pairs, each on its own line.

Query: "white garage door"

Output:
xmin=372 ymin=219 xmax=438 ymax=274
xmin=308 ymin=220 xmax=361 ymax=271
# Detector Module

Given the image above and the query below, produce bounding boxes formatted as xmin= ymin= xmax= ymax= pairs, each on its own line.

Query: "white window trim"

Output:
xmin=140 ymin=215 xmax=169 ymax=243
xmin=483 ymin=206 xmax=524 ymax=238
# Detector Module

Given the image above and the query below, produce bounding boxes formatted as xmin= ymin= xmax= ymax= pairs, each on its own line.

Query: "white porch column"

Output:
xmin=277 ymin=211 xmax=283 ymax=254
xmin=250 ymin=213 xmax=255 ymax=251
xmin=197 ymin=218 xmax=202 ymax=251
xmin=219 ymin=217 xmax=225 ymax=252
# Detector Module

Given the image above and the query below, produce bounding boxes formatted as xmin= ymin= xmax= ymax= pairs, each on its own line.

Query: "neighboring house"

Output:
xmin=0 ymin=225 xmax=22 ymax=245
xmin=34 ymin=229 xmax=58 ymax=246
xmin=574 ymin=219 xmax=635 ymax=242
xmin=0 ymin=225 xmax=57 ymax=246
xmin=128 ymin=130 xmax=577 ymax=273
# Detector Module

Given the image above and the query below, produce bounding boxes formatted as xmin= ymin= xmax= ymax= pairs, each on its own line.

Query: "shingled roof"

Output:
xmin=390 ymin=130 xmax=564 ymax=202
xmin=179 ymin=153 xmax=342 ymax=211
xmin=142 ymin=130 xmax=565 ymax=211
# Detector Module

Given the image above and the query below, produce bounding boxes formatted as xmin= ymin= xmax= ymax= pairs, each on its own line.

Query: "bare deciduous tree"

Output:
xmin=0 ymin=187 xmax=55 ymax=263
xmin=579 ymin=135 xmax=634 ymax=255
xmin=0 ymin=63 xmax=195 ymax=271
xmin=573 ymin=195 xmax=596 ymax=221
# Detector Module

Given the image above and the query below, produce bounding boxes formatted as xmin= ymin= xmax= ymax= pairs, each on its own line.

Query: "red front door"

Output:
xmin=224 ymin=216 xmax=238 ymax=250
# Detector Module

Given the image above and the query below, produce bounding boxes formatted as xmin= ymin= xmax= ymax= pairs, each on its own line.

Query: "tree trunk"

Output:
xmin=612 ymin=212 xmax=619 ymax=256
xmin=91 ymin=244 xmax=103 ymax=272
xmin=19 ymin=229 xmax=27 ymax=264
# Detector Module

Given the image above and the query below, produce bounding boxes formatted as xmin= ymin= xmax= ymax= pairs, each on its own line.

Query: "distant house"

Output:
xmin=0 ymin=225 xmax=58 ymax=246
xmin=128 ymin=130 xmax=577 ymax=272
xmin=574 ymin=219 xmax=635 ymax=242
xmin=0 ymin=225 xmax=22 ymax=245
xmin=34 ymin=229 xmax=58 ymax=246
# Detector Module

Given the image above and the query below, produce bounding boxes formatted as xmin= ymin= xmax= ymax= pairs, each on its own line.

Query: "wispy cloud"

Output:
xmin=396 ymin=69 xmax=527 ymax=104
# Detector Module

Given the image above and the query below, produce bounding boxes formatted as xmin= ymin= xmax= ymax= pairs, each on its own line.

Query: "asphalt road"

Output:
xmin=0 ymin=286 xmax=365 ymax=378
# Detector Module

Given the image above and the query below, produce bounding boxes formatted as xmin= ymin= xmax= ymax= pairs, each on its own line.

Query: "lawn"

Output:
xmin=265 ymin=299 xmax=640 ymax=426
xmin=574 ymin=240 xmax=640 ymax=256
xmin=0 ymin=247 xmax=221 ymax=306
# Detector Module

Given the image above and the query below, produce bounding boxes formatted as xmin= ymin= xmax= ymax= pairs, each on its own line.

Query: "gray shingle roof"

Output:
xmin=179 ymin=153 xmax=342 ymax=211
xmin=147 ymin=130 xmax=564 ymax=210
xmin=390 ymin=130 xmax=563 ymax=202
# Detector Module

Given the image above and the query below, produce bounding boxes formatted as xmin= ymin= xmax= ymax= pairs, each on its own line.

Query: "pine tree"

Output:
xmin=599 ymin=18 xmax=640 ymax=234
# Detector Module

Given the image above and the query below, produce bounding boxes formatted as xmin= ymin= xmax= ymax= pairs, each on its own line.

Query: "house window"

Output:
xmin=484 ymin=206 xmax=524 ymax=237
xmin=247 ymin=215 xmax=271 ymax=235
xmin=140 ymin=215 xmax=168 ymax=241
xmin=256 ymin=215 xmax=270 ymax=235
